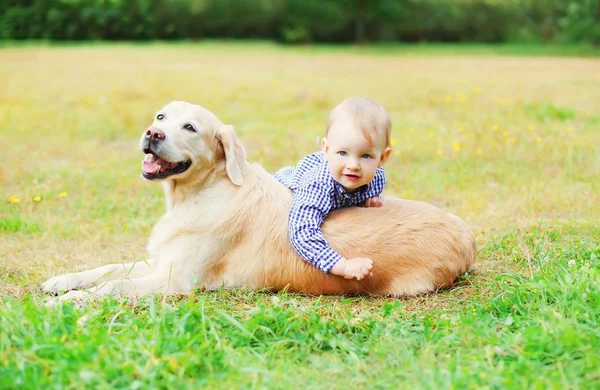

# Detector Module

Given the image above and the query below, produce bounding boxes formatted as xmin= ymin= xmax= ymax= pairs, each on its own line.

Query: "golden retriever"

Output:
xmin=43 ymin=101 xmax=476 ymax=304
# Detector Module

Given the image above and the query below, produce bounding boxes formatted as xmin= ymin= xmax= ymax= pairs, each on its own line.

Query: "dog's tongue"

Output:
xmin=142 ymin=155 xmax=171 ymax=174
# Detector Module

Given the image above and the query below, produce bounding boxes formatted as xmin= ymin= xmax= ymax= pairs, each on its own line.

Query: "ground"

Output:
xmin=0 ymin=42 xmax=598 ymax=389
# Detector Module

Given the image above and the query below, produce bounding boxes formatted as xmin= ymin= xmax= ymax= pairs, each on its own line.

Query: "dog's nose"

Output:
xmin=145 ymin=128 xmax=165 ymax=141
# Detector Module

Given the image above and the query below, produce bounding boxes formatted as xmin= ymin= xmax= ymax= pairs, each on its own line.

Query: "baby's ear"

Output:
xmin=320 ymin=138 xmax=329 ymax=158
xmin=379 ymin=147 xmax=392 ymax=166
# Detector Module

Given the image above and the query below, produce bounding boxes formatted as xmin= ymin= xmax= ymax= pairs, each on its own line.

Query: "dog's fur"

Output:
xmin=43 ymin=101 xmax=476 ymax=303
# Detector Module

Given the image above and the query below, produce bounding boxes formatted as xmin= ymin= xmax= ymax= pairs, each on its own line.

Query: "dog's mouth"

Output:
xmin=141 ymin=153 xmax=192 ymax=180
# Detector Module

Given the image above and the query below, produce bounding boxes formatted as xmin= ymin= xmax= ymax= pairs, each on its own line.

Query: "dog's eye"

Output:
xmin=156 ymin=114 xmax=164 ymax=120
xmin=183 ymin=123 xmax=196 ymax=132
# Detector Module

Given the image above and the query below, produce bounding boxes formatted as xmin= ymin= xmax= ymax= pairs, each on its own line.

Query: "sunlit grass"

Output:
xmin=0 ymin=42 xmax=599 ymax=388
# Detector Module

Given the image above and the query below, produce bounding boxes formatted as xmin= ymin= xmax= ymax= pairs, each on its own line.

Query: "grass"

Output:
xmin=0 ymin=42 xmax=599 ymax=388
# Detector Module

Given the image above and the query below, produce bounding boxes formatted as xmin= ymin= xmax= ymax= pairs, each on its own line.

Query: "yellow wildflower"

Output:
xmin=59 ymin=192 xmax=68 ymax=198
xmin=444 ymin=95 xmax=453 ymax=103
xmin=492 ymin=124 xmax=499 ymax=131
xmin=8 ymin=195 xmax=21 ymax=204
xmin=409 ymin=128 xmax=415 ymax=133
xmin=436 ymin=149 xmax=444 ymax=155
xmin=452 ymin=142 xmax=461 ymax=152
xmin=168 ymin=355 xmax=178 ymax=371
xmin=476 ymin=148 xmax=483 ymax=155
xmin=566 ymin=127 xmax=573 ymax=133
xmin=90 ymin=162 xmax=97 ymax=168
xmin=390 ymin=139 xmax=398 ymax=147
xmin=536 ymin=137 xmax=542 ymax=143
xmin=502 ymin=131 xmax=509 ymax=138
xmin=528 ymin=125 xmax=535 ymax=132
xmin=472 ymin=87 xmax=482 ymax=95
xmin=33 ymin=196 xmax=42 ymax=202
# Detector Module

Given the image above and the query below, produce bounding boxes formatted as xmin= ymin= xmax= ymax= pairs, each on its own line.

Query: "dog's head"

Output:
xmin=140 ymin=101 xmax=246 ymax=185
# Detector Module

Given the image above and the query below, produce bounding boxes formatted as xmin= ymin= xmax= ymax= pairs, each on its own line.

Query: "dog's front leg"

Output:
xmin=45 ymin=273 xmax=181 ymax=307
xmin=42 ymin=260 xmax=155 ymax=295
xmin=91 ymin=273 xmax=182 ymax=296
xmin=46 ymin=237 xmax=222 ymax=306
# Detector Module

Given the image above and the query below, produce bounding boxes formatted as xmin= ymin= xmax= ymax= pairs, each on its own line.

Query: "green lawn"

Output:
xmin=0 ymin=42 xmax=599 ymax=389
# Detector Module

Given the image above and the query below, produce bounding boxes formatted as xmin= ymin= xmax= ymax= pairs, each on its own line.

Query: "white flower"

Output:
xmin=567 ymin=259 xmax=576 ymax=268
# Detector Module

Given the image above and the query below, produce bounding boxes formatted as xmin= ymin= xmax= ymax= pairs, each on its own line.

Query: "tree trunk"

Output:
xmin=355 ymin=0 xmax=367 ymax=44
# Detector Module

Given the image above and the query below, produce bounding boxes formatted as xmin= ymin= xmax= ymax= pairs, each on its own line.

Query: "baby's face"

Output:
xmin=322 ymin=117 xmax=390 ymax=192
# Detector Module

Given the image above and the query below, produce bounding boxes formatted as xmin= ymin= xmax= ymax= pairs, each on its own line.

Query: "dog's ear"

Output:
xmin=215 ymin=125 xmax=246 ymax=186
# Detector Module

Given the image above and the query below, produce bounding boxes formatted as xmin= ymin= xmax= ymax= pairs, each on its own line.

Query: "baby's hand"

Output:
xmin=344 ymin=257 xmax=373 ymax=280
xmin=360 ymin=196 xmax=383 ymax=208
xmin=332 ymin=257 xmax=373 ymax=280
xmin=330 ymin=257 xmax=373 ymax=280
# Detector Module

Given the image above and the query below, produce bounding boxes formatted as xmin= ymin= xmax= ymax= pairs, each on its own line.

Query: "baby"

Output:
xmin=274 ymin=96 xmax=392 ymax=280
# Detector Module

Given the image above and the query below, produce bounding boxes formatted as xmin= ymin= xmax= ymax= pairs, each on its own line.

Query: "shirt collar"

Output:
xmin=333 ymin=180 xmax=369 ymax=198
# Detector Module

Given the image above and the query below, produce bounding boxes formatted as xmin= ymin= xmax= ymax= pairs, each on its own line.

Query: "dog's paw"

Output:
xmin=42 ymin=273 xmax=84 ymax=294
xmin=45 ymin=290 xmax=89 ymax=308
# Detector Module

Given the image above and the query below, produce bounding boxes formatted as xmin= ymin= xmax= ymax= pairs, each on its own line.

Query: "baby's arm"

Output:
xmin=289 ymin=185 xmax=373 ymax=279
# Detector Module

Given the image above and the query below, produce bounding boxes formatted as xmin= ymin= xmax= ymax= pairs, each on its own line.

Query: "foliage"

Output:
xmin=0 ymin=0 xmax=599 ymax=45
xmin=559 ymin=0 xmax=600 ymax=45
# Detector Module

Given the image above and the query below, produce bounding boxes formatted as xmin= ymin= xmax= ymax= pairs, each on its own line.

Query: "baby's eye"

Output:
xmin=361 ymin=153 xmax=372 ymax=159
xmin=338 ymin=151 xmax=347 ymax=156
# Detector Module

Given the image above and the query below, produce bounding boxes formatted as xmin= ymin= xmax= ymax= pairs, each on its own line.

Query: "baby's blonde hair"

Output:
xmin=326 ymin=96 xmax=391 ymax=148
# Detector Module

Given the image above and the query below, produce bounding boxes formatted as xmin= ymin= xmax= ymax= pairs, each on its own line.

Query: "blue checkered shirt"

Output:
xmin=274 ymin=152 xmax=386 ymax=273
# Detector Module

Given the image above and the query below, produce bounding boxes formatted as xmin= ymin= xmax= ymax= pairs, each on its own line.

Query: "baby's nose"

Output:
xmin=347 ymin=160 xmax=360 ymax=170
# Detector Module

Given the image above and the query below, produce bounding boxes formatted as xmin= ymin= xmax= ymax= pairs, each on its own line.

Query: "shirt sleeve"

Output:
xmin=288 ymin=183 xmax=343 ymax=273
xmin=273 ymin=166 xmax=294 ymax=187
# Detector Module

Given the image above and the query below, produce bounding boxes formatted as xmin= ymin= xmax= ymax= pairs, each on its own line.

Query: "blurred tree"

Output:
xmin=559 ymin=0 xmax=600 ymax=45
xmin=356 ymin=0 xmax=367 ymax=43
xmin=511 ymin=0 xmax=563 ymax=42
xmin=0 ymin=0 xmax=597 ymax=45
xmin=193 ymin=0 xmax=281 ymax=38
xmin=278 ymin=0 xmax=347 ymax=43
xmin=342 ymin=0 xmax=404 ymax=43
